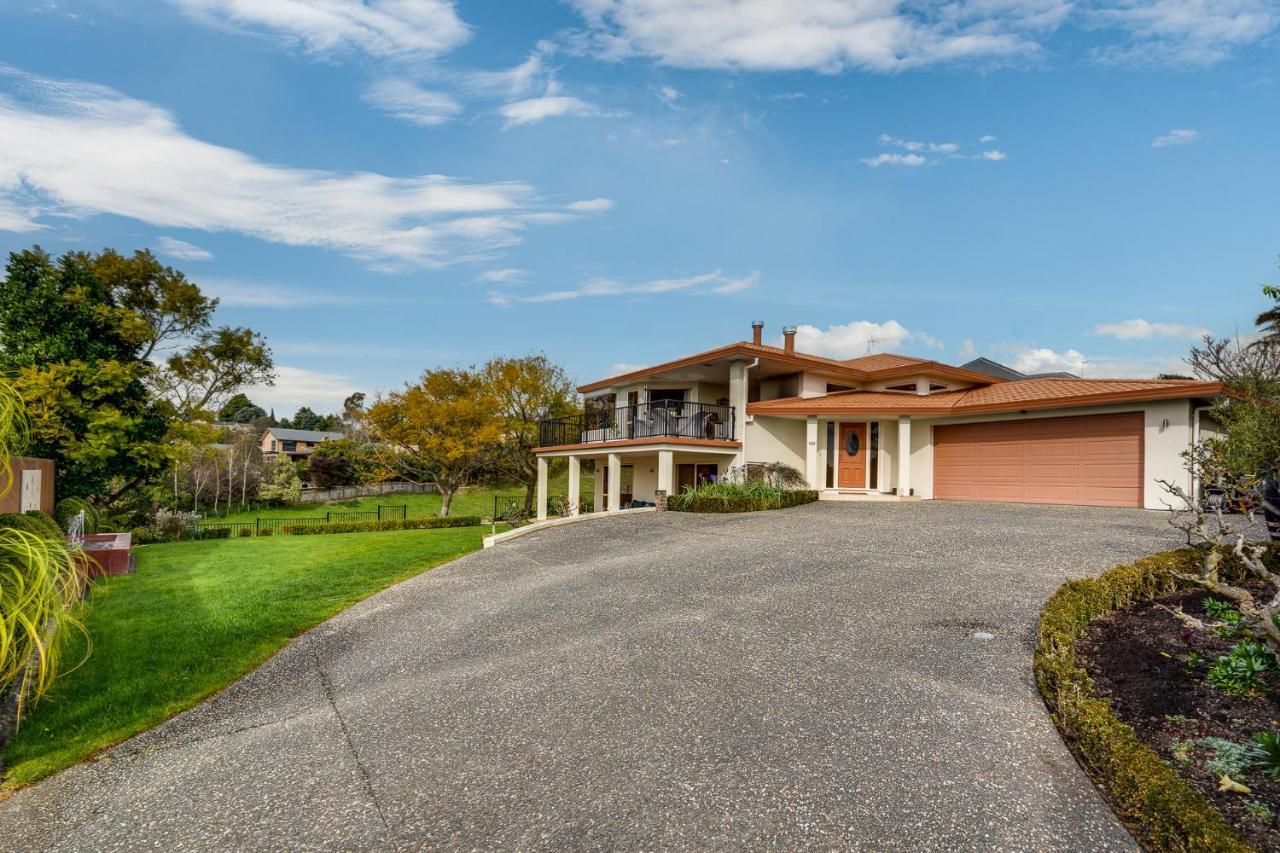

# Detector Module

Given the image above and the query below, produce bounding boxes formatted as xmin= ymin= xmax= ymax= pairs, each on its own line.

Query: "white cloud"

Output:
xmin=0 ymin=66 xmax=597 ymax=269
xmin=654 ymin=84 xmax=682 ymax=108
xmin=488 ymin=269 xmax=757 ymax=305
xmin=1010 ymin=344 xmax=1088 ymax=375
xmin=363 ymin=78 xmax=462 ymax=126
xmin=958 ymin=338 xmax=977 ymax=358
xmin=1092 ymin=318 xmax=1209 ymax=339
xmin=566 ymin=197 xmax=614 ymax=212
xmin=788 ymin=320 xmax=938 ymax=359
xmin=566 ymin=0 xmax=1064 ymax=72
xmin=979 ymin=149 xmax=1008 ymax=160
xmin=979 ymin=134 xmax=998 ymax=143
xmin=861 ymin=153 xmax=929 ymax=168
xmin=475 ymin=267 xmax=529 ymax=285
xmin=1089 ymin=0 xmax=1277 ymax=65
xmin=879 ymin=133 xmax=959 ymax=154
xmin=610 ymin=361 xmax=650 ymax=373
xmin=201 ymin=278 xmax=398 ymax=308
xmin=157 ymin=235 xmax=213 ymax=261
xmin=1151 ymin=127 xmax=1198 ymax=147
xmin=245 ymin=364 xmax=361 ymax=416
xmin=500 ymin=94 xmax=613 ymax=128
xmin=168 ymin=0 xmax=470 ymax=60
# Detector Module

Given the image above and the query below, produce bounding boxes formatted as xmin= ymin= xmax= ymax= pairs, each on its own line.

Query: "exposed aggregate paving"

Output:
xmin=0 ymin=501 xmax=1189 ymax=850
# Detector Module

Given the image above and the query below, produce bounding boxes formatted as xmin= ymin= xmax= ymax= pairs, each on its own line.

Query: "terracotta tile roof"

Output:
xmin=842 ymin=353 xmax=929 ymax=371
xmin=748 ymin=378 xmax=1223 ymax=416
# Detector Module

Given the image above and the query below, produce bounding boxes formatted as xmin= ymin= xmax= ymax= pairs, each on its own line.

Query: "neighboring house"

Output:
xmin=532 ymin=321 xmax=1223 ymax=519
xmin=260 ymin=427 xmax=344 ymax=462
xmin=1 ymin=456 xmax=55 ymax=515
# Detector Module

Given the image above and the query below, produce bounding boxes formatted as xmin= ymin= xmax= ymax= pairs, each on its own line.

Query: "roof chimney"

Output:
xmin=782 ymin=325 xmax=797 ymax=354
xmin=751 ymin=320 xmax=764 ymax=345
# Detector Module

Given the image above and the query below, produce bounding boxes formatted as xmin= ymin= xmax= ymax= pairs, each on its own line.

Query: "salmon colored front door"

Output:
xmin=837 ymin=423 xmax=867 ymax=488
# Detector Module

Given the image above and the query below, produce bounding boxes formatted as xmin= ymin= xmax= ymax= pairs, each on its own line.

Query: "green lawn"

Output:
xmin=4 ymin=526 xmax=491 ymax=787
xmin=206 ymin=476 xmax=595 ymax=523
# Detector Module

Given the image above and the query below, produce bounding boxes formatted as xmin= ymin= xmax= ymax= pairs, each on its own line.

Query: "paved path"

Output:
xmin=1 ymin=502 xmax=1184 ymax=851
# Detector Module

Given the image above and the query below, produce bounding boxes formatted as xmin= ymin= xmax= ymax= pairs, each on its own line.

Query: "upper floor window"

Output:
xmin=282 ymin=440 xmax=297 ymax=452
xmin=826 ymin=383 xmax=856 ymax=393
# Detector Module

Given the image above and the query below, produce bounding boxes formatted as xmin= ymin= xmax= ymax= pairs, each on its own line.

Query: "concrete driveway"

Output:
xmin=1 ymin=501 xmax=1183 ymax=850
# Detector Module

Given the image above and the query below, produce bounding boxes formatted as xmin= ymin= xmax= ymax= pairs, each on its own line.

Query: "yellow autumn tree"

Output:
xmin=365 ymin=367 xmax=503 ymax=517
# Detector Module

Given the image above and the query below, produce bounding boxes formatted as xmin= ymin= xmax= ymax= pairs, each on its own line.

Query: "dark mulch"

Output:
xmin=1079 ymin=585 xmax=1280 ymax=850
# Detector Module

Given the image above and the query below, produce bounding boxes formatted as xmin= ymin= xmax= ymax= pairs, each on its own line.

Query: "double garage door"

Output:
xmin=933 ymin=413 xmax=1143 ymax=508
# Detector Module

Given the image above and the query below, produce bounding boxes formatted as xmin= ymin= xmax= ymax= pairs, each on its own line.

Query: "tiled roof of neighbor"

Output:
xmin=264 ymin=427 xmax=345 ymax=442
xmin=748 ymin=378 xmax=1223 ymax=416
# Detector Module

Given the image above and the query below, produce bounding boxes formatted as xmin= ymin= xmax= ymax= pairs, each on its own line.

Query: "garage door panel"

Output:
xmin=934 ymin=413 xmax=1142 ymax=508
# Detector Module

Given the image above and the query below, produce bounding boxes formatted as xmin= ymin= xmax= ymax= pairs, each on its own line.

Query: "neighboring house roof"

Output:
xmin=747 ymin=378 xmax=1223 ymax=417
xmin=960 ymin=357 xmax=1080 ymax=381
xmin=263 ymin=428 xmax=345 ymax=443
xmin=578 ymin=342 xmax=1001 ymax=393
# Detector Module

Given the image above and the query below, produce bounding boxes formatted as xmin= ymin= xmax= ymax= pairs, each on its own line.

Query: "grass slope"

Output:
xmin=207 ymin=477 xmax=594 ymax=523
xmin=5 ymin=526 xmax=489 ymax=787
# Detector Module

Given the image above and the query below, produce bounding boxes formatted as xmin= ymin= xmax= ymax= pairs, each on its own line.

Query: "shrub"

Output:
xmin=1035 ymin=547 xmax=1269 ymax=852
xmin=1203 ymin=597 xmax=1244 ymax=626
xmin=1251 ymin=732 xmax=1280 ymax=781
xmin=667 ymin=461 xmax=817 ymax=513
xmin=54 ymin=497 xmax=99 ymax=535
xmin=668 ymin=489 xmax=818 ymax=514
xmin=280 ymin=516 xmax=482 ymax=536
xmin=1207 ymin=640 xmax=1274 ymax=695
xmin=1200 ymin=737 xmax=1257 ymax=779
xmin=0 ymin=511 xmax=62 ymax=539
xmin=150 ymin=508 xmax=199 ymax=541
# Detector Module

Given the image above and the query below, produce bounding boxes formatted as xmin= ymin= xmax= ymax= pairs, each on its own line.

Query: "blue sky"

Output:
xmin=1 ymin=0 xmax=1277 ymax=415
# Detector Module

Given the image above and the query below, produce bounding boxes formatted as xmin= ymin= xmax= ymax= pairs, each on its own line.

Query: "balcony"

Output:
xmin=538 ymin=400 xmax=736 ymax=448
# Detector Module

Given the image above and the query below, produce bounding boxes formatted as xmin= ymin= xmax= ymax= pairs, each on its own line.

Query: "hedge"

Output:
xmin=1035 ymin=546 xmax=1279 ymax=852
xmin=279 ymin=516 xmax=483 ymax=536
xmin=0 ymin=510 xmax=63 ymax=539
xmin=667 ymin=490 xmax=818 ymax=514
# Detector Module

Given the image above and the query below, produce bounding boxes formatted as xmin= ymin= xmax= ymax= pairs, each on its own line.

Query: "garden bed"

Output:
xmin=666 ymin=490 xmax=818 ymax=513
xmin=1079 ymin=583 xmax=1280 ymax=850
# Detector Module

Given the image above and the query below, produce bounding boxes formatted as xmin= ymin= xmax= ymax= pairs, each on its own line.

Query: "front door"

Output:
xmin=838 ymin=423 xmax=868 ymax=489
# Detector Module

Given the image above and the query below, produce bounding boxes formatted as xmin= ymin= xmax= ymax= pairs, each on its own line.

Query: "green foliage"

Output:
xmin=280 ymin=406 xmax=338 ymax=431
xmin=1244 ymin=801 xmax=1274 ymax=823
xmin=5 ymin=526 xmax=489 ymax=786
xmin=1200 ymin=737 xmax=1257 ymax=779
xmin=54 ymin=498 xmax=100 ymax=535
xmin=1204 ymin=597 xmax=1244 ymax=626
xmin=279 ymin=516 xmax=482 ymax=536
xmin=1250 ymin=731 xmax=1280 ymax=781
xmin=1207 ymin=640 xmax=1275 ymax=695
xmin=667 ymin=463 xmax=816 ymax=513
xmin=257 ymin=455 xmax=302 ymax=505
xmin=1035 ymin=547 xmax=1267 ymax=852
xmin=307 ymin=439 xmax=371 ymax=488
xmin=0 ymin=512 xmax=62 ymax=540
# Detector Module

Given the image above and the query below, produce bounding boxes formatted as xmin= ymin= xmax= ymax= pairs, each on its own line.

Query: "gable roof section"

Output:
xmin=264 ymin=427 xmax=345 ymax=442
xmin=747 ymin=378 xmax=1223 ymax=417
xmin=577 ymin=342 xmax=1002 ymax=393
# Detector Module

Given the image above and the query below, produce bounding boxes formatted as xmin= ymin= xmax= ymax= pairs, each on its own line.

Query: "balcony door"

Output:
xmin=837 ymin=423 xmax=868 ymax=489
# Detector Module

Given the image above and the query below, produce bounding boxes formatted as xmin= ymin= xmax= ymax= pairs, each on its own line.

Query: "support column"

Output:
xmin=877 ymin=420 xmax=891 ymax=493
xmin=657 ymin=449 xmax=674 ymax=496
xmin=607 ymin=452 xmax=622 ymax=512
xmin=805 ymin=416 xmax=820 ymax=489
xmin=567 ymin=455 xmax=581 ymax=516
xmin=897 ymin=417 xmax=912 ymax=497
xmin=729 ymin=360 xmax=749 ymax=469
xmin=536 ymin=456 xmax=549 ymax=521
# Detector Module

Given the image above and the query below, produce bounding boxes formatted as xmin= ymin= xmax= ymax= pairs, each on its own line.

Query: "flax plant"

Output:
xmin=0 ymin=379 xmax=87 ymax=770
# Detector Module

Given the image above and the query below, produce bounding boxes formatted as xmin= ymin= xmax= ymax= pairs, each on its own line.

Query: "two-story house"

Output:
xmin=260 ymin=427 xmax=344 ymax=463
xmin=532 ymin=321 xmax=1222 ymax=520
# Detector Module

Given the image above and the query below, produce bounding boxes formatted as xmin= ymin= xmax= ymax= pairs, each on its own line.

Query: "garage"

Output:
xmin=933 ymin=412 xmax=1143 ymax=507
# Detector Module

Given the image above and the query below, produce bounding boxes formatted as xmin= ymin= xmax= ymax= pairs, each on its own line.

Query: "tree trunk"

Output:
xmin=439 ymin=487 xmax=455 ymax=518
xmin=523 ymin=475 xmax=536 ymax=514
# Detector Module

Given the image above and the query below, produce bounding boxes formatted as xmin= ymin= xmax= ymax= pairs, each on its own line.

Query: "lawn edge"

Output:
xmin=1034 ymin=546 xmax=1279 ymax=852
xmin=2 ymin=527 xmax=490 ymax=791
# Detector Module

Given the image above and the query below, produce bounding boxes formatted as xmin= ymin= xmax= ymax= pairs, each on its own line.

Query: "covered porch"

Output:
xmin=796 ymin=414 xmax=918 ymax=499
xmin=534 ymin=441 xmax=742 ymax=521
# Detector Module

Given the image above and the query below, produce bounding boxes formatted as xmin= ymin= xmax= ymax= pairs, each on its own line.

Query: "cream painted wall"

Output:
xmin=746 ymin=417 xmax=807 ymax=470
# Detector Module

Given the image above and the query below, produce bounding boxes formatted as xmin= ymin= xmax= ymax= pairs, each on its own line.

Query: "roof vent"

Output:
xmin=751 ymin=320 xmax=764 ymax=345
xmin=782 ymin=325 xmax=797 ymax=354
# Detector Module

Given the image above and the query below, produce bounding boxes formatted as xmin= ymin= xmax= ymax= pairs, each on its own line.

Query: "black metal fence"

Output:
xmin=538 ymin=400 xmax=735 ymax=447
xmin=189 ymin=504 xmax=409 ymax=539
xmin=299 ymin=482 xmax=439 ymax=503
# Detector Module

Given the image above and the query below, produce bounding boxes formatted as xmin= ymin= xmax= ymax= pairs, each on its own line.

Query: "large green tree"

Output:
xmin=481 ymin=355 xmax=577 ymax=512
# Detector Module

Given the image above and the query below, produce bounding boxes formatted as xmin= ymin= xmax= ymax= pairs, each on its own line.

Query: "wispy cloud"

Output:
xmin=566 ymin=197 xmax=614 ymax=212
xmin=1092 ymin=318 xmax=1209 ymax=339
xmin=654 ymin=84 xmax=682 ymax=108
xmin=1151 ymin=127 xmax=1198 ymax=147
xmin=201 ymin=278 xmax=404 ymax=308
xmin=475 ymin=267 xmax=530 ymax=285
xmin=500 ymin=91 xmax=617 ymax=128
xmin=0 ymin=65 xmax=604 ymax=269
xmin=157 ymin=235 xmax=213 ymax=261
xmin=1089 ymin=0 xmax=1278 ymax=65
xmin=863 ymin=133 xmax=1007 ymax=167
xmin=488 ymin=269 xmax=757 ymax=305
xmin=168 ymin=0 xmax=470 ymax=60
xmin=789 ymin=320 xmax=941 ymax=359
xmin=362 ymin=78 xmax=462 ymax=126
xmin=245 ymin=364 xmax=362 ymax=416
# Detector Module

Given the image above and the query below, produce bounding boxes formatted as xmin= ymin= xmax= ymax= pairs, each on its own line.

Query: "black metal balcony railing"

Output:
xmin=538 ymin=400 xmax=735 ymax=447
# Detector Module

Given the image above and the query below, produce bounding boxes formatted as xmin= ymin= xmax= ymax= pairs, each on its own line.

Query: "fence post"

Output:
xmin=378 ymin=505 xmax=383 ymax=521
xmin=255 ymin=518 xmax=260 ymax=536
xmin=326 ymin=511 xmax=331 ymax=522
